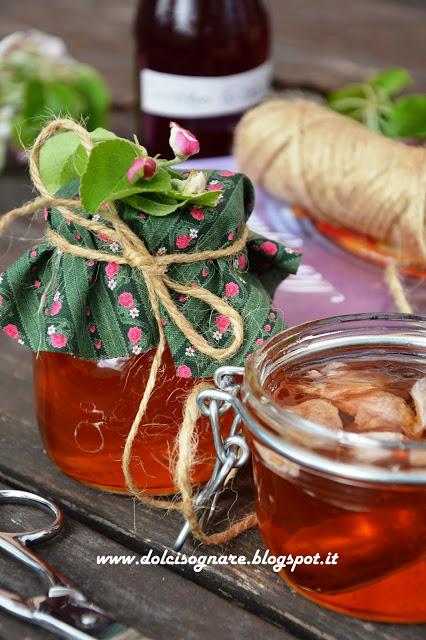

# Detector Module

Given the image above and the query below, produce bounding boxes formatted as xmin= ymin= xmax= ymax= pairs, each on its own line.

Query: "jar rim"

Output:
xmin=241 ymin=312 xmax=426 ymax=483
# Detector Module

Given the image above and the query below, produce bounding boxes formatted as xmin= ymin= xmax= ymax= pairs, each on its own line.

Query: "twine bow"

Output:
xmin=0 ymin=119 xmax=258 ymax=541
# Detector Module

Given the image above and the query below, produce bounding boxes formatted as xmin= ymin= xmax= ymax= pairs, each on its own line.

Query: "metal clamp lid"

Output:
xmin=174 ymin=367 xmax=248 ymax=550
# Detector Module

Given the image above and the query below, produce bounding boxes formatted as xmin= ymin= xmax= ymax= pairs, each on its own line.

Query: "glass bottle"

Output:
xmin=134 ymin=0 xmax=271 ymax=157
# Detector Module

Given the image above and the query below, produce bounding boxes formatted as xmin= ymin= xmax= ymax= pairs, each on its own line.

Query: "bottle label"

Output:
xmin=140 ymin=61 xmax=272 ymax=118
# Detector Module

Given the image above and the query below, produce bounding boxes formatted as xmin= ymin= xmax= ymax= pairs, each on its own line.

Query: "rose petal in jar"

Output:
xmin=305 ymin=369 xmax=322 ymax=380
xmin=298 ymin=368 xmax=392 ymax=402
xmin=339 ymin=391 xmax=415 ymax=434
xmin=320 ymin=361 xmax=348 ymax=377
xmin=289 ymin=398 xmax=343 ymax=430
xmin=411 ymin=377 xmax=426 ymax=436
xmin=305 ymin=361 xmax=347 ymax=380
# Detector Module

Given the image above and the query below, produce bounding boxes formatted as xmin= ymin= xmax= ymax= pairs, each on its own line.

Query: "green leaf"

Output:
xmin=166 ymin=189 xmax=222 ymax=206
xmin=13 ymin=80 xmax=86 ymax=150
xmin=369 ymin=68 xmax=412 ymax=96
xmin=11 ymin=78 xmax=46 ymax=147
xmin=44 ymin=81 xmax=84 ymax=120
xmin=91 ymin=127 xmax=117 ymax=142
xmin=9 ymin=60 xmax=110 ymax=151
xmin=328 ymin=84 xmax=365 ymax=103
xmin=39 ymin=131 xmax=83 ymax=194
xmin=327 ymin=84 xmax=366 ymax=115
xmin=191 ymin=190 xmax=222 ymax=206
xmin=125 ymin=185 xmax=223 ymax=216
xmin=386 ymin=95 xmax=426 ymax=138
xmin=72 ymin=64 xmax=110 ymax=129
xmin=80 ymin=139 xmax=171 ymax=213
xmin=128 ymin=167 xmax=171 ymax=192
xmin=38 ymin=128 xmax=118 ymax=194
xmin=167 ymin=168 xmax=184 ymax=180
xmin=125 ymin=193 xmax=185 ymax=216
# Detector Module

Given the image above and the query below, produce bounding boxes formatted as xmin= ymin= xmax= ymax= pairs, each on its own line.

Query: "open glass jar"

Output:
xmin=194 ymin=313 xmax=426 ymax=622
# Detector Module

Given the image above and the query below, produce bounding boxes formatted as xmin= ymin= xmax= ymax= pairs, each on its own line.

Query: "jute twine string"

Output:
xmin=1 ymin=118 xmax=257 ymax=543
xmin=234 ymin=99 xmax=426 ymax=314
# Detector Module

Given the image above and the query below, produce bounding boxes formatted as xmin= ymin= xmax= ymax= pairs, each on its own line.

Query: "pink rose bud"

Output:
xmin=127 ymin=157 xmax=157 ymax=184
xmin=169 ymin=121 xmax=200 ymax=159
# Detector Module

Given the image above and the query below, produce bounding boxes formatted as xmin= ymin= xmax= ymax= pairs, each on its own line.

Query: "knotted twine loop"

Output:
xmin=1 ymin=118 xmax=257 ymax=542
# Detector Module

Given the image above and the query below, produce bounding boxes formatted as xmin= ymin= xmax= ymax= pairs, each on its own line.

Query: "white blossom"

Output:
xmin=0 ymin=30 xmax=68 ymax=59
xmin=183 ymin=170 xmax=207 ymax=194
xmin=185 ymin=346 xmax=195 ymax=357
xmin=129 ymin=308 xmax=140 ymax=318
xmin=109 ymin=242 xmax=120 ymax=253
xmin=213 ymin=330 xmax=222 ymax=341
xmin=189 ymin=228 xmax=198 ymax=239
xmin=107 ymin=279 xmax=117 ymax=290
xmin=156 ymin=246 xmax=167 ymax=256
xmin=47 ymin=325 xmax=55 ymax=335
xmin=132 ymin=345 xmax=142 ymax=355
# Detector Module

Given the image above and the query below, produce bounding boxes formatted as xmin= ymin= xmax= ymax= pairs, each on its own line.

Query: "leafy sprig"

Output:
xmin=39 ymin=128 xmax=223 ymax=217
xmin=0 ymin=31 xmax=109 ymax=171
xmin=327 ymin=68 xmax=426 ymax=138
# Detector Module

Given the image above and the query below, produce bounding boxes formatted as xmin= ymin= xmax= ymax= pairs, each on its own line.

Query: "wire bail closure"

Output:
xmin=174 ymin=366 xmax=249 ymax=550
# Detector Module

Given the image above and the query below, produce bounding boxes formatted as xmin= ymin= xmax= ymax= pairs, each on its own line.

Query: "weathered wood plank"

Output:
xmin=1 ymin=360 xmax=423 ymax=640
xmin=0 ymin=483 xmax=292 ymax=640
xmin=270 ymin=0 xmax=426 ymax=92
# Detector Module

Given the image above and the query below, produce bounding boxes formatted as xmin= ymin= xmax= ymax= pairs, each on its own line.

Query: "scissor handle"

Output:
xmin=0 ymin=489 xmax=64 ymax=545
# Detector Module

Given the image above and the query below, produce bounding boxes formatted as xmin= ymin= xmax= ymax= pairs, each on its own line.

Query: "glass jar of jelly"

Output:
xmin=33 ymin=345 xmax=227 ymax=494
xmin=239 ymin=313 xmax=426 ymax=622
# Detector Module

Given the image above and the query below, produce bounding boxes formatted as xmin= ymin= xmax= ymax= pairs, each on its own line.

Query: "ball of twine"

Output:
xmin=234 ymin=99 xmax=426 ymax=311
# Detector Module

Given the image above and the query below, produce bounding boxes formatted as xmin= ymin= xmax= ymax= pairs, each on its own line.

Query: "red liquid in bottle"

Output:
xmin=135 ymin=0 xmax=270 ymax=157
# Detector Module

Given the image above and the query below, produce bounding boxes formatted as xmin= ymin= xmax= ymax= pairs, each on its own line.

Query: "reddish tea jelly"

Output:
xmin=240 ymin=314 xmax=426 ymax=622
xmin=34 ymin=346 xmax=228 ymax=493
xmin=0 ymin=118 xmax=299 ymax=515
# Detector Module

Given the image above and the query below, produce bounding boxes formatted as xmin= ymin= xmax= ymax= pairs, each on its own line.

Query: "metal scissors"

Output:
xmin=0 ymin=489 xmax=149 ymax=639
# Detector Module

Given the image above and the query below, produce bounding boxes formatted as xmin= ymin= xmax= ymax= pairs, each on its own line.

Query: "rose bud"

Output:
xmin=183 ymin=170 xmax=207 ymax=194
xmin=169 ymin=121 xmax=200 ymax=159
xmin=127 ymin=156 xmax=157 ymax=183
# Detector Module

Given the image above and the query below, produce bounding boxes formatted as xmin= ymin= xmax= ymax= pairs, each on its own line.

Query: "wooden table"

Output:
xmin=0 ymin=170 xmax=423 ymax=639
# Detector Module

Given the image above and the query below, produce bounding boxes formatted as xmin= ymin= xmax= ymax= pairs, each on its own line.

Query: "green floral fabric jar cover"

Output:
xmin=0 ymin=125 xmax=300 ymax=378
